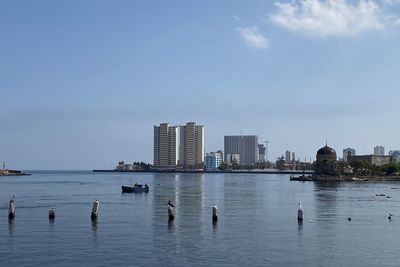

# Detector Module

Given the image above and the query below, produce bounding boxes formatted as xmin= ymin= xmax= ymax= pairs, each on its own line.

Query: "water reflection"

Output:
xmin=313 ymin=181 xmax=340 ymax=221
xmin=8 ymin=218 xmax=15 ymax=235
xmin=168 ymin=220 xmax=175 ymax=233
xmin=297 ymin=220 xmax=303 ymax=237
xmin=91 ymin=218 xmax=98 ymax=249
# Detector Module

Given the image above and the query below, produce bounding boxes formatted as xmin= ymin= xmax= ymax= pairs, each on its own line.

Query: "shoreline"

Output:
xmin=93 ymin=169 xmax=315 ymax=175
xmin=0 ymin=170 xmax=31 ymax=176
xmin=290 ymin=174 xmax=400 ymax=182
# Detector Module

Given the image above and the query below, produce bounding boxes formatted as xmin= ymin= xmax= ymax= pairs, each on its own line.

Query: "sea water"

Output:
xmin=0 ymin=171 xmax=399 ymax=266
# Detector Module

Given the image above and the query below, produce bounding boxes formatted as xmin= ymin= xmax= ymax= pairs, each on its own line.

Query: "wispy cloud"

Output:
xmin=232 ymin=15 xmax=241 ymax=21
xmin=236 ymin=26 xmax=269 ymax=49
xmin=270 ymin=0 xmax=397 ymax=38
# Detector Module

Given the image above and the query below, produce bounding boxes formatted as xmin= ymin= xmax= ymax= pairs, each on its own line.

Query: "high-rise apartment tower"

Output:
xmin=179 ymin=122 xmax=204 ymax=169
xmin=153 ymin=123 xmax=178 ymax=168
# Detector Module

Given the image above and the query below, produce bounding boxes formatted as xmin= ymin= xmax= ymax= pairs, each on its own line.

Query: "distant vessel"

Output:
xmin=121 ymin=183 xmax=149 ymax=193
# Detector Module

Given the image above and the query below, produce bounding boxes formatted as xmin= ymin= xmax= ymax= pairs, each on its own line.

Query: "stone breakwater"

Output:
xmin=290 ymin=175 xmax=400 ymax=182
xmin=0 ymin=170 xmax=31 ymax=176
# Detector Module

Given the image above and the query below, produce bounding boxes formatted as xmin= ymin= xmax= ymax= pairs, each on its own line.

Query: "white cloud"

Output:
xmin=383 ymin=0 xmax=400 ymax=6
xmin=270 ymin=0 xmax=391 ymax=37
xmin=236 ymin=26 xmax=269 ymax=49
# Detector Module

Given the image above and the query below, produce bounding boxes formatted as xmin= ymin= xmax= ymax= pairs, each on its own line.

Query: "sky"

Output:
xmin=1 ymin=0 xmax=400 ymax=170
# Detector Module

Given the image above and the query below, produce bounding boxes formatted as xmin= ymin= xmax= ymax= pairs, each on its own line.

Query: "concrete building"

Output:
xmin=285 ymin=150 xmax=291 ymax=162
xmin=348 ymin=155 xmax=393 ymax=167
xmin=258 ymin=144 xmax=266 ymax=162
xmin=205 ymin=152 xmax=222 ymax=171
xmin=389 ymin=150 xmax=400 ymax=157
xmin=226 ymin=154 xmax=240 ymax=164
xmin=343 ymin=148 xmax=356 ymax=162
xmin=374 ymin=145 xmax=385 ymax=156
xmin=179 ymin=122 xmax=204 ymax=169
xmin=292 ymin=152 xmax=296 ymax=162
xmin=389 ymin=150 xmax=400 ymax=163
xmin=224 ymin=135 xmax=259 ymax=165
xmin=153 ymin=123 xmax=178 ymax=168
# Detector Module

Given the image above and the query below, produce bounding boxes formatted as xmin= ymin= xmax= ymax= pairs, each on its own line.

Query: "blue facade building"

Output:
xmin=205 ymin=152 xmax=222 ymax=171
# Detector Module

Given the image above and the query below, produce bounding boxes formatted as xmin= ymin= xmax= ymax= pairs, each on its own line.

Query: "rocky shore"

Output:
xmin=290 ymin=174 xmax=400 ymax=182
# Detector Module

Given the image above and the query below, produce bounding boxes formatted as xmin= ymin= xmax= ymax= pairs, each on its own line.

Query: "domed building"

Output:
xmin=316 ymin=144 xmax=339 ymax=175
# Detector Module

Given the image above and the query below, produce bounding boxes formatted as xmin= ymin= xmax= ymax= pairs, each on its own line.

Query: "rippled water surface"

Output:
xmin=1 ymin=171 xmax=400 ymax=266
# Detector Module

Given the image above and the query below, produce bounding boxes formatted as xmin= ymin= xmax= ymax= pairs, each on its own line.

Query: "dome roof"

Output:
xmin=317 ymin=144 xmax=337 ymax=157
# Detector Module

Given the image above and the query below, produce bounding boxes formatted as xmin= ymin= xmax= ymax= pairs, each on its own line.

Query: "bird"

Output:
xmin=389 ymin=213 xmax=394 ymax=220
xmin=347 ymin=217 xmax=352 ymax=221
xmin=168 ymin=200 xmax=175 ymax=208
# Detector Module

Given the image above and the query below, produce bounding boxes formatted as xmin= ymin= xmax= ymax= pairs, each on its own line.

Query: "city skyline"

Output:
xmin=1 ymin=1 xmax=400 ymax=169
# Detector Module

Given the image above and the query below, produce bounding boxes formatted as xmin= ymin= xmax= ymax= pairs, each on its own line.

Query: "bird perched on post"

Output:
xmin=168 ymin=200 xmax=175 ymax=208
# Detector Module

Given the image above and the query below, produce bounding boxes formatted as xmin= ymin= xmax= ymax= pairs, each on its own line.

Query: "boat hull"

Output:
xmin=121 ymin=185 xmax=149 ymax=193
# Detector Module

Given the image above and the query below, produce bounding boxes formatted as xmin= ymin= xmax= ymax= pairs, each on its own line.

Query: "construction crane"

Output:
xmin=263 ymin=141 xmax=270 ymax=162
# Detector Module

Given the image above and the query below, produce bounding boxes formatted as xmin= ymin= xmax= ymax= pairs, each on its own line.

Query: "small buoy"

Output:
xmin=168 ymin=206 xmax=175 ymax=221
xmin=8 ymin=198 xmax=15 ymax=219
xmin=91 ymin=200 xmax=100 ymax=220
xmin=347 ymin=217 xmax=351 ymax=221
xmin=212 ymin=206 xmax=218 ymax=222
xmin=49 ymin=208 xmax=56 ymax=220
xmin=297 ymin=201 xmax=303 ymax=222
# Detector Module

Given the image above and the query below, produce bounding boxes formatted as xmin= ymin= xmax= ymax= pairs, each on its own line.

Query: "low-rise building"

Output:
xmin=205 ymin=152 xmax=222 ymax=171
xmin=347 ymin=155 xmax=393 ymax=167
xmin=343 ymin=148 xmax=356 ymax=162
xmin=226 ymin=154 xmax=240 ymax=165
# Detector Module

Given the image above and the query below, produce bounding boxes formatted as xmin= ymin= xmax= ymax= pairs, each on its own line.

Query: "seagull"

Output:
xmin=389 ymin=213 xmax=394 ymax=220
xmin=168 ymin=200 xmax=175 ymax=208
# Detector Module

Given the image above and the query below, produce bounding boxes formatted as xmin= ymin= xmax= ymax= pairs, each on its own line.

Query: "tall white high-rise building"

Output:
xmin=343 ymin=148 xmax=356 ymax=162
xmin=285 ymin=150 xmax=291 ymax=162
xmin=153 ymin=123 xmax=178 ymax=168
xmin=179 ymin=122 xmax=204 ymax=169
xmin=374 ymin=145 xmax=385 ymax=156
xmin=224 ymin=135 xmax=259 ymax=165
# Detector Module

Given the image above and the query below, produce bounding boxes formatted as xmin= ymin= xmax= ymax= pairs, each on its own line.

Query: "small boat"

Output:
xmin=121 ymin=183 xmax=149 ymax=193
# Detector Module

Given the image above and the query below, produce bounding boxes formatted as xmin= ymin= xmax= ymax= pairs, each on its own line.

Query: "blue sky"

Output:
xmin=1 ymin=0 xmax=400 ymax=169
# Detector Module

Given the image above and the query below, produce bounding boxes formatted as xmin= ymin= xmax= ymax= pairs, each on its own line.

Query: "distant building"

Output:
xmin=153 ymin=123 xmax=178 ymax=168
xmin=226 ymin=154 xmax=240 ymax=164
xmin=292 ymin=152 xmax=296 ymax=162
xmin=315 ymin=144 xmax=339 ymax=175
xmin=115 ymin=161 xmax=135 ymax=171
xmin=285 ymin=150 xmax=291 ymax=162
xmin=258 ymin=144 xmax=266 ymax=162
xmin=179 ymin=122 xmax=205 ymax=169
xmin=374 ymin=145 xmax=385 ymax=156
xmin=343 ymin=148 xmax=356 ymax=162
xmin=389 ymin=150 xmax=400 ymax=163
xmin=205 ymin=152 xmax=222 ymax=171
xmin=224 ymin=135 xmax=259 ymax=165
xmin=216 ymin=150 xmax=224 ymax=162
xmin=348 ymin=155 xmax=393 ymax=167
xmin=389 ymin=150 xmax=400 ymax=157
